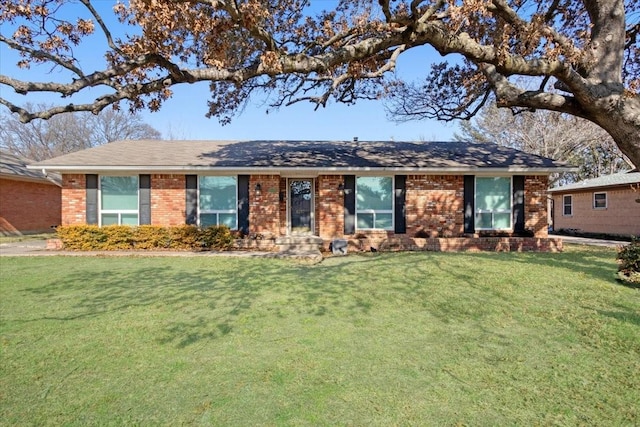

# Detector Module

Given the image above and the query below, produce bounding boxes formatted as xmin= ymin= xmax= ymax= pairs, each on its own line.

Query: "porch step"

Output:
xmin=275 ymin=236 xmax=323 ymax=255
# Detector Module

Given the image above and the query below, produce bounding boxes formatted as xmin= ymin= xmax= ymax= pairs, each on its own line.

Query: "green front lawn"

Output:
xmin=1 ymin=247 xmax=638 ymax=425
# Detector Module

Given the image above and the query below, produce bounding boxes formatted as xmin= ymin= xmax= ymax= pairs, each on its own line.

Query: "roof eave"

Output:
xmin=27 ymin=165 xmax=576 ymax=175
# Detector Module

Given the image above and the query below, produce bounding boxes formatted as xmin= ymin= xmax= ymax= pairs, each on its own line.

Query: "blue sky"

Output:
xmin=0 ymin=1 xmax=459 ymax=141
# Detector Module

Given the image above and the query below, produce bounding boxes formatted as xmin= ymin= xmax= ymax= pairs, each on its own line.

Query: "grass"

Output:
xmin=1 ymin=246 xmax=639 ymax=425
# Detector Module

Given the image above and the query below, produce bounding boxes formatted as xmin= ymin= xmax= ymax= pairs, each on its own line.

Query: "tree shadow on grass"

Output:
xmin=16 ymin=248 xmax=626 ymax=348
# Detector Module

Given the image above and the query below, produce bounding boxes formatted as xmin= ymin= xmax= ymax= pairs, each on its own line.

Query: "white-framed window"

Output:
xmin=199 ymin=176 xmax=238 ymax=229
xmin=593 ymin=192 xmax=607 ymax=209
xmin=356 ymin=176 xmax=393 ymax=230
xmin=475 ymin=177 xmax=512 ymax=230
xmin=100 ymin=176 xmax=139 ymax=226
xmin=563 ymin=195 xmax=573 ymax=216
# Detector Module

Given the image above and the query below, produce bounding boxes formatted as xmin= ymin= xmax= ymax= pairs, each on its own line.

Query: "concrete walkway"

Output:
xmin=554 ymin=235 xmax=630 ymax=248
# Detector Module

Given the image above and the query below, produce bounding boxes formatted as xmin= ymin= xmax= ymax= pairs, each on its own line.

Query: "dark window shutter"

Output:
xmin=86 ymin=174 xmax=98 ymax=225
xmin=237 ymin=175 xmax=250 ymax=234
xmin=513 ymin=175 xmax=525 ymax=233
xmin=343 ymin=175 xmax=356 ymax=234
xmin=185 ymin=175 xmax=198 ymax=225
xmin=463 ymin=175 xmax=475 ymax=234
xmin=394 ymin=175 xmax=406 ymax=234
xmin=139 ymin=174 xmax=151 ymax=225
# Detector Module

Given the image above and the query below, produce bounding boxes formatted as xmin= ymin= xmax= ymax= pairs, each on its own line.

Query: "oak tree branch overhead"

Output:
xmin=1 ymin=0 xmax=639 ymax=166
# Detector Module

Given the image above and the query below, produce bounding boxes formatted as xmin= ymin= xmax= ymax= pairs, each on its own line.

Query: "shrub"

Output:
xmin=200 ymin=225 xmax=234 ymax=250
xmin=169 ymin=225 xmax=202 ymax=250
xmin=134 ymin=225 xmax=173 ymax=249
xmin=103 ymin=225 xmax=135 ymax=250
xmin=617 ymin=238 xmax=640 ymax=285
xmin=55 ymin=225 xmax=235 ymax=251
xmin=56 ymin=225 xmax=106 ymax=250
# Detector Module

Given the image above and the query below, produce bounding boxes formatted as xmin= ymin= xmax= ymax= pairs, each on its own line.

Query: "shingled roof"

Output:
xmin=31 ymin=139 xmax=573 ymax=173
xmin=0 ymin=149 xmax=61 ymax=185
xmin=548 ymin=171 xmax=640 ymax=193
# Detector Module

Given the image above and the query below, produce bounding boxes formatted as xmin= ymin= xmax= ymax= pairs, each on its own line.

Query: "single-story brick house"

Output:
xmin=549 ymin=171 xmax=640 ymax=238
xmin=0 ymin=149 xmax=62 ymax=235
xmin=30 ymin=139 xmax=574 ymax=251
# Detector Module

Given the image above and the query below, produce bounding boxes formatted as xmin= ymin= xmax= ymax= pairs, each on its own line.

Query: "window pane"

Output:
xmin=356 ymin=177 xmax=392 ymax=210
xmin=475 ymin=212 xmax=492 ymax=229
xmin=101 ymin=176 xmax=138 ymax=210
xmin=594 ymin=193 xmax=606 ymax=208
xmin=200 ymin=213 xmax=218 ymax=227
xmin=493 ymin=213 xmax=511 ymax=229
xmin=121 ymin=213 xmax=139 ymax=226
xmin=101 ymin=213 xmax=119 ymax=226
xmin=563 ymin=196 xmax=572 ymax=215
xmin=357 ymin=213 xmax=374 ymax=229
xmin=200 ymin=176 xmax=237 ymax=210
xmin=218 ymin=213 xmax=237 ymax=229
xmin=476 ymin=177 xmax=510 ymax=211
xmin=375 ymin=213 xmax=393 ymax=229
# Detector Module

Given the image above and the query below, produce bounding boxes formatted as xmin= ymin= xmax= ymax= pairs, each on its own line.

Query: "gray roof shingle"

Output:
xmin=548 ymin=171 xmax=640 ymax=192
xmin=31 ymin=139 xmax=573 ymax=172
xmin=0 ymin=149 xmax=61 ymax=185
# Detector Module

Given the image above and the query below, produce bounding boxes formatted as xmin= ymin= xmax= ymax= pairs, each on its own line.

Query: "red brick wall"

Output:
xmin=405 ymin=175 xmax=464 ymax=238
xmin=279 ymin=177 xmax=287 ymax=235
xmin=0 ymin=177 xmax=61 ymax=234
xmin=56 ymin=173 xmax=552 ymax=243
xmin=249 ymin=175 xmax=280 ymax=237
xmin=151 ymin=174 xmax=185 ymax=226
xmin=61 ymin=174 xmax=86 ymax=225
xmin=525 ymin=175 xmax=549 ymax=237
xmin=317 ymin=175 xmax=345 ymax=238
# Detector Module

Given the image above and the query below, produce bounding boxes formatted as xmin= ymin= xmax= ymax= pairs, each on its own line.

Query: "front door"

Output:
xmin=289 ymin=179 xmax=313 ymax=234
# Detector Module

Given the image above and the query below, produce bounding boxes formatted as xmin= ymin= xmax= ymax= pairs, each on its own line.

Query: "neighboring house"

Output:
xmin=0 ymin=149 xmax=62 ymax=235
xmin=549 ymin=171 xmax=640 ymax=237
xmin=30 ymin=139 xmax=574 ymax=251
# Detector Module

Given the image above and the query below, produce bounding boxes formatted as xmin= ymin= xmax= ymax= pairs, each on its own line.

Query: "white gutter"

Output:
xmin=26 ymin=165 xmax=578 ymax=175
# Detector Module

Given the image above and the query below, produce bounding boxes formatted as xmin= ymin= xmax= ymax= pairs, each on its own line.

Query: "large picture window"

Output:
xmin=475 ymin=177 xmax=512 ymax=230
xmin=356 ymin=176 xmax=393 ymax=230
xmin=100 ymin=176 xmax=139 ymax=225
xmin=199 ymin=176 xmax=237 ymax=229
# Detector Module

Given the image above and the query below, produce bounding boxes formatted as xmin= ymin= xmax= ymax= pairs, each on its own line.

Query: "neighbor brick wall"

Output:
xmin=150 ymin=174 xmax=185 ymax=226
xmin=249 ymin=174 xmax=280 ymax=237
xmin=0 ymin=177 xmax=61 ymax=234
xmin=61 ymin=174 xmax=86 ymax=225
xmin=525 ymin=175 xmax=549 ymax=237
xmin=405 ymin=175 xmax=464 ymax=238
xmin=552 ymin=187 xmax=640 ymax=235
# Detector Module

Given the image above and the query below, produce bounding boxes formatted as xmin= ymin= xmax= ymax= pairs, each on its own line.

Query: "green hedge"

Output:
xmin=56 ymin=225 xmax=234 ymax=251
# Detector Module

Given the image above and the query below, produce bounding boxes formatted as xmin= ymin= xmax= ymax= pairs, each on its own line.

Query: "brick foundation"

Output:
xmin=324 ymin=236 xmax=562 ymax=253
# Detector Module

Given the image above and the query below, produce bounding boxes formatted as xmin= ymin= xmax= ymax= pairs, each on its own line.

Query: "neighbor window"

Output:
xmin=475 ymin=177 xmax=512 ymax=230
xmin=356 ymin=176 xmax=393 ymax=230
xmin=593 ymin=192 xmax=607 ymax=209
xmin=199 ymin=176 xmax=237 ymax=229
xmin=100 ymin=176 xmax=139 ymax=225
xmin=563 ymin=195 xmax=573 ymax=216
